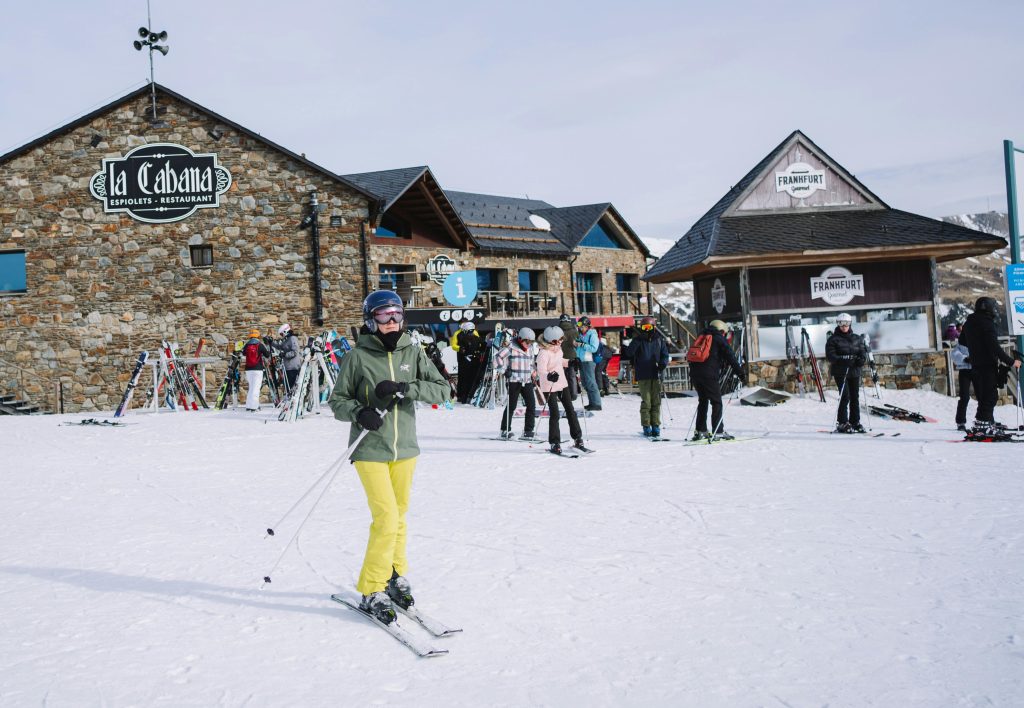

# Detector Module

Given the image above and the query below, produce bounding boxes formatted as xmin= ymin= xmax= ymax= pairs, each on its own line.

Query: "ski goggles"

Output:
xmin=371 ymin=307 xmax=404 ymax=324
xmin=639 ymin=323 xmax=655 ymax=331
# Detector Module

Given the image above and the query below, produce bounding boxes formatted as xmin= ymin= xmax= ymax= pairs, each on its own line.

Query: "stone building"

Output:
xmin=0 ymin=84 xmax=652 ymax=413
xmin=644 ymin=130 xmax=1006 ymax=394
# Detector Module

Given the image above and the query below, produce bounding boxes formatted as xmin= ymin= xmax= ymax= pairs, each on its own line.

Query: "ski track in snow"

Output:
xmin=1 ymin=390 xmax=1023 ymax=706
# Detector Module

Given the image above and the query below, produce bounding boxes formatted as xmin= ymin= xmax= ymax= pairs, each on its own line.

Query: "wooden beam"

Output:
xmin=416 ymin=179 xmax=465 ymax=249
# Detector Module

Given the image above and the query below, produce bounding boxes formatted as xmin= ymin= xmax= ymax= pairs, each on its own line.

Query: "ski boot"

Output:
xmin=851 ymin=424 xmax=866 ymax=434
xmin=835 ymin=422 xmax=853 ymax=434
xmin=956 ymin=424 xmax=967 ymax=432
xmin=573 ymin=439 xmax=594 ymax=454
xmin=651 ymin=426 xmax=661 ymax=438
xmin=713 ymin=430 xmax=735 ymax=441
xmin=691 ymin=431 xmax=711 ymax=441
xmin=643 ymin=426 xmax=653 ymax=437
xmin=499 ymin=430 xmax=516 ymax=440
xmin=359 ymin=591 xmax=397 ymax=624
xmin=520 ymin=430 xmax=538 ymax=442
xmin=550 ymin=443 xmax=563 ymax=455
xmin=386 ymin=569 xmax=414 ymax=610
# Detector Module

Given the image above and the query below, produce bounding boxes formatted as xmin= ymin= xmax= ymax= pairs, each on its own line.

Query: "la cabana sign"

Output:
xmin=89 ymin=143 xmax=232 ymax=223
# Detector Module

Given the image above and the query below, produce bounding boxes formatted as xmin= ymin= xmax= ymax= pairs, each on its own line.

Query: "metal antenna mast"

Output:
xmin=133 ymin=0 xmax=169 ymax=125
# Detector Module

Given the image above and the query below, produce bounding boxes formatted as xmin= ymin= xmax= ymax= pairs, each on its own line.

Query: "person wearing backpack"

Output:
xmin=689 ymin=320 xmax=743 ymax=440
xmin=622 ymin=315 xmax=670 ymax=437
xmin=242 ymin=329 xmax=271 ymax=411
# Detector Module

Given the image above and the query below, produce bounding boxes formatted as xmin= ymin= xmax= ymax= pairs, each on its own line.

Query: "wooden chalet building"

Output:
xmin=644 ymin=130 xmax=1006 ymax=393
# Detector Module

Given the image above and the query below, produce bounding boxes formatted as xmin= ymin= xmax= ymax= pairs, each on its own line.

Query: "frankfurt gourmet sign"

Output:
xmin=775 ymin=161 xmax=826 ymax=199
xmin=810 ymin=266 xmax=864 ymax=306
xmin=89 ymin=143 xmax=232 ymax=223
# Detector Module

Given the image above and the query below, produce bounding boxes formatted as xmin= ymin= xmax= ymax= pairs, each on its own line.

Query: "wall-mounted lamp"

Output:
xmin=207 ymin=128 xmax=223 ymax=141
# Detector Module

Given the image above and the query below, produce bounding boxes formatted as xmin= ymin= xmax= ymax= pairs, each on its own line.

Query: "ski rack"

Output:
xmin=145 ymin=353 xmax=220 ymax=413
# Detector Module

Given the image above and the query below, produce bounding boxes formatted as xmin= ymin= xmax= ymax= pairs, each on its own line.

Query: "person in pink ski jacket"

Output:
xmin=536 ymin=326 xmax=585 ymax=455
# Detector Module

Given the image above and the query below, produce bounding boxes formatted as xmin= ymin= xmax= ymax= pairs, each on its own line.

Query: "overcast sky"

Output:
xmin=2 ymin=0 xmax=1023 ymax=245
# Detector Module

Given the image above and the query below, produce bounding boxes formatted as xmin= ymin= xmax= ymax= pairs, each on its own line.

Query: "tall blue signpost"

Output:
xmin=1003 ymin=140 xmax=1024 ymax=353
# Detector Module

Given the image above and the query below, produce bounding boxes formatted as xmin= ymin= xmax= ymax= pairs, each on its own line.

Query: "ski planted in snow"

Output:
xmin=113 ymin=351 xmax=149 ymax=417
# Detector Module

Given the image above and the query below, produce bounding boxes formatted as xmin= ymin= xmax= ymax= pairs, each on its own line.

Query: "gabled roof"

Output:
xmin=445 ymin=190 xmax=649 ymax=257
xmin=342 ymin=166 xmax=430 ymax=211
xmin=0 ymin=82 xmax=382 ymax=207
xmin=645 ymin=130 xmax=1005 ymax=283
xmin=341 ymin=166 xmax=477 ymax=250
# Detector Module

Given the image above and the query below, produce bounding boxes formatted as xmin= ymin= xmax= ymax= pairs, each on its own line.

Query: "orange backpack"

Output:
xmin=685 ymin=334 xmax=713 ymax=363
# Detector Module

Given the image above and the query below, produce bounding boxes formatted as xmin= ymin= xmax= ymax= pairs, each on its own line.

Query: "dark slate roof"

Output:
xmin=533 ymin=203 xmax=609 ymax=249
xmin=645 ymin=130 xmax=1001 ymax=282
xmin=446 ymin=190 xmax=555 ymax=229
xmin=341 ymin=166 xmax=429 ymax=210
xmin=0 ymin=83 xmax=381 ymax=206
xmin=714 ymin=209 xmax=1005 ymax=256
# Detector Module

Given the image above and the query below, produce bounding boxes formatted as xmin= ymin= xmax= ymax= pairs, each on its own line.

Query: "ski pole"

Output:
xmin=683 ymin=398 xmax=699 ymax=442
xmin=660 ymin=374 xmax=674 ymax=422
xmin=261 ymin=393 xmax=404 ymax=586
xmin=835 ymin=372 xmax=848 ymax=430
xmin=860 ymin=377 xmax=872 ymax=432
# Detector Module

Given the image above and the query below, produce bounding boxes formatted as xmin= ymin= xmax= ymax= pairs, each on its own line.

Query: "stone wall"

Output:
xmin=750 ymin=351 xmax=951 ymax=395
xmin=0 ymin=93 xmax=370 ymax=412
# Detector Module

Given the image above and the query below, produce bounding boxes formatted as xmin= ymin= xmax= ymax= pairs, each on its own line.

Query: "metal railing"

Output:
xmin=0 ymin=360 xmax=62 ymax=413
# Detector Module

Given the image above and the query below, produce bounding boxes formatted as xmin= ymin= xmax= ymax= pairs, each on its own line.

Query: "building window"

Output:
xmin=576 ymin=272 xmax=601 ymax=314
xmin=378 ymin=264 xmax=416 ymax=305
xmin=476 ymin=268 xmax=507 ymax=292
xmin=517 ymin=269 xmax=546 ymax=292
xmin=615 ymin=273 xmax=638 ymax=292
xmin=580 ymin=219 xmax=626 ymax=249
xmin=189 ymin=245 xmax=213 ymax=267
xmin=376 ymin=214 xmax=410 ymax=238
xmin=0 ymin=249 xmax=27 ymax=295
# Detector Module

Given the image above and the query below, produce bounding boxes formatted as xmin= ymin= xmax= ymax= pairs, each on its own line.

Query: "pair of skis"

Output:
xmin=330 ymin=594 xmax=461 ymax=658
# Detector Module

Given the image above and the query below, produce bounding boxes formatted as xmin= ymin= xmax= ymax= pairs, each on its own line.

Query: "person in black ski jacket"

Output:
xmin=275 ymin=324 xmax=303 ymax=391
xmin=452 ymin=322 xmax=484 ymax=403
xmin=688 ymin=320 xmax=743 ymax=440
xmin=824 ymin=313 xmax=867 ymax=433
xmin=622 ymin=316 xmax=670 ymax=437
xmin=558 ymin=313 xmax=581 ymax=401
xmin=960 ymin=296 xmax=1021 ymax=424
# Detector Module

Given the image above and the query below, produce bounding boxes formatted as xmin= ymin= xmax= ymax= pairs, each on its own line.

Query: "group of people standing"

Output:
xmin=240 ymin=324 xmax=302 ymax=411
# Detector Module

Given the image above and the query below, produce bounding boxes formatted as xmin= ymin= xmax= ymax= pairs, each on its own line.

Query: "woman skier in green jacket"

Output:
xmin=328 ymin=290 xmax=450 ymax=624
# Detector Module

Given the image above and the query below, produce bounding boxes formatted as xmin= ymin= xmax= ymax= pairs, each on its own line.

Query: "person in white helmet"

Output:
xmin=276 ymin=324 xmax=302 ymax=391
xmin=494 ymin=327 xmax=539 ymax=440
xmin=824 ymin=312 xmax=867 ymax=433
xmin=452 ymin=321 xmax=483 ymax=403
xmin=537 ymin=325 xmax=589 ymax=455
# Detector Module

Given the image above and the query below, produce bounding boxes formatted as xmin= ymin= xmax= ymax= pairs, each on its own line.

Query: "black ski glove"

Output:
xmin=356 ymin=406 xmax=384 ymax=431
xmin=546 ymin=371 xmax=560 ymax=382
xmin=374 ymin=380 xmax=409 ymax=398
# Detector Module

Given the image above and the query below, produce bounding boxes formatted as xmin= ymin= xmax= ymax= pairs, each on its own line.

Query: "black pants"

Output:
xmin=835 ymin=375 xmax=861 ymax=426
xmin=457 ymin=358 xmax=481 ymax=403
xmin=546 ymin=388 xmax=582 ymax=445
xmin=970 ymin=368 xmax=997 ymax=422
xmin=955 ymin=369 xmax=973 ymax=426
xmin=501 ymin=381 xmax=536 ymax=435
xmin=285 ymin=367 xmax=299 ymax=391
xmin=596 ymin=361 xmax=610 ymax=394
xmin=693 ymin=377 xmax=724 ymax=433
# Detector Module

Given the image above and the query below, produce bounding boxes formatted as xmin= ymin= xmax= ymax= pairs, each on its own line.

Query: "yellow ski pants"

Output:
xmin=354 ymin=457 xmax=417 ymax=595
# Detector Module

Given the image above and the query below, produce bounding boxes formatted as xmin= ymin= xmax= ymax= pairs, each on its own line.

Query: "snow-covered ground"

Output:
xmin=2 ymin=388 xmax=1023 ymax=707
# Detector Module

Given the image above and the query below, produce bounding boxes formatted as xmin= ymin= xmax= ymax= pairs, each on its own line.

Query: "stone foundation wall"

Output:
xmin=750 ymin=351 xmax=951 ymax=395
xmin=0 ymin=93 xmax=369 ymax=412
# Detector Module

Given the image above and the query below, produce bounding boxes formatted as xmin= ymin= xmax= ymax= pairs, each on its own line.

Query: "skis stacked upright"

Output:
xmin=800 ymin=328 xmax=826 ymax=402
xmin=471 ymin=324 xmax=505 ymax=409
xmin=215 ymin=345 xmax=243 ymax=410
xmin=161 ymin=341 xmax=208 ymax=410
xmin=278 ymin=332 xmax=338 ymax=422
xmin=784 ymin=319 xmax=806 ymax=397
xmin=113 ymin=351 xmax=149 ymax=417
xmin=861 ymin=333 xmax=883 ymax=399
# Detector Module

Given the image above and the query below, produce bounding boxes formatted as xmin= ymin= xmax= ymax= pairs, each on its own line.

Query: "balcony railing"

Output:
xmin=371 ymin=275 xmax=648 ymax=319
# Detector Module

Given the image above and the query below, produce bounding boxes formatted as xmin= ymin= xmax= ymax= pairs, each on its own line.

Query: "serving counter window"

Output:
xmin=751 ymin=305 xmax=935 ymax=360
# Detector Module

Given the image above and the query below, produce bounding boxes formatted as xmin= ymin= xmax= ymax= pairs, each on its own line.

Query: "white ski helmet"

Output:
xmin=836 ymin=313 xmax=853 ymax=324
xmin=542 ymin=325 xmax=564 ymax=343
xmin=278 ymin=324 xmax=291 ymax=336
xmin=460 ymin=321 xmax=476 ymax=331
xmin=518 ymin=327 xmax=536 ymax=341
